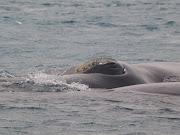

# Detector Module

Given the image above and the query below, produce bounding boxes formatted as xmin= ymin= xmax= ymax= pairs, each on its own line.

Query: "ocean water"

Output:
xmin=0 ymin=0 xmax=180 ymax=135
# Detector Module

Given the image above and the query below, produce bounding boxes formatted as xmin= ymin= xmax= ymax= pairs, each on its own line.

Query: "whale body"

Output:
xmin=0 ymin=58 xmax=180 ymax=95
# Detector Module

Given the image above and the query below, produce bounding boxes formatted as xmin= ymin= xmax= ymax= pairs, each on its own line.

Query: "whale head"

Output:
xmin=75 ymin=58 xmax=125 ymax=75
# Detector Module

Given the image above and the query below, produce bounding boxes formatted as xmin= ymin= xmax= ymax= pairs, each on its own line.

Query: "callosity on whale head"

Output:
xmin=75 ymin=58 xmax=125 ymax=75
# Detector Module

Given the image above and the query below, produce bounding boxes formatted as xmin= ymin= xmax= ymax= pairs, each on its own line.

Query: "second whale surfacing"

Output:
xmin=0 ymin=58 xmax=180 ymax=95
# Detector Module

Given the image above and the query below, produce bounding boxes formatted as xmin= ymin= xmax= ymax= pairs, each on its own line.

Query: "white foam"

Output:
xmin=15 ymin=21 xmax=22 ymax=24
xmin=27 ymin=72 xmax=90 ymax=92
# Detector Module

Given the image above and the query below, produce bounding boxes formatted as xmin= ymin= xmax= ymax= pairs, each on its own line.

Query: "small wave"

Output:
xmin=2 ymin=16 xmax=11 ymax=19
xmin=15 ymin=21 xmax=22 ymax=24
xmin=123 ymin=132 xmax=146 ymax=135
xmin=71 ymin=3 xmax=83 ymax=7
xmin=96 ymin=22 xmax=117 ymax=27
xmin=61 ymin=20 xmax=77 ymax=24
xmin=35 ymin=20 xmax=61 ymax=25
xmin=157 ymin=116 xmax=180 ymax=121
xmin=106 ymin=2 xmax=135 ymax=7
xmin=110 ymin=106 xmax=134 ymax=112
xmin=42 ymin=3 xmax=61 ymax=7
xmin=141 ymin=25 xmax=158 ymax=31
xmin=0 ymin=70 xmax=16 ymax=78
xmin=36 ymin=20 xmax=77 ymax=25
xmin=2 ymin=16 xmax=23 ymax=25
xmin=0 ymin=105 xmax=45 ymax=111
xmin=164 ymin=21 xmax=175 ymax=26
xmin=81 ymin=122 xmax=95 ymax=126
xmin=138 ymin=59 xmax=150 ymax=62
xmin=158 ymin=108 xmax=179 ymax=114
xmin=104 ymin=99 xmax=122 ymax=103
xmin=0 ymin=6 xmax=20 ymax=11
xmin=160 ymin=7 xmax=168 ymax=11
xmin=154 ymin=59 xmax=167 ymax=62
xmin=155 ymin=17 xmax=163 ymax=20
xmin=143 ymin=3 xmax=153 ymax=5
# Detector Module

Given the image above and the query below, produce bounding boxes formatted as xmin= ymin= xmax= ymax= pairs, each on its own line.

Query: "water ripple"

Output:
xmin=140 ymin=25 xmax=158 ymax=31
xmin=96 ymin=22 xmax=118 ymax=27
xmin=0 ymin=104 xmax=45 ymax=111
xmin=164 ymin=21 xmax=176 ymax=26
xmin=157 ymin=117 xmax=180 ymax=121
xmin=123 ymin=132 xmax=147 ymax=135
xmin=61 ymin=20 xmax=77 ymax=24
xmin=104 ymin=99 xmax=122 ymax=103
xmin=158 ymin=108 xmax=179 ymax=114
xmin=106 ymin=2 xmax=136 ymax=7
xmin=42 ymin=3 xmax=61 ymax=7
xmin=110 ymin=106 xmax=134 ymax=112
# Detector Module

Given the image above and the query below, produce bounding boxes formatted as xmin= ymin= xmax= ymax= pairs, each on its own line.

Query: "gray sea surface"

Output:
xmin=0 ymin=0 xmax=180 ymax=135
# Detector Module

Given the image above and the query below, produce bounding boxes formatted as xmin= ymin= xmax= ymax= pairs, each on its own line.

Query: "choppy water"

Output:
xmin=0 ymin=0 xmax=180 ymax=134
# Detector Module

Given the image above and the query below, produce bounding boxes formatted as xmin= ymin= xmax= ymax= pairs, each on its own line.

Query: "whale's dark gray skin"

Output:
xmin=0 ymin=58 xmax=180 ymax=95
xmin=114 ymin=82 xmax=180 ymax=96
xmin=60 ymin=61 xmax=180 ymax=88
